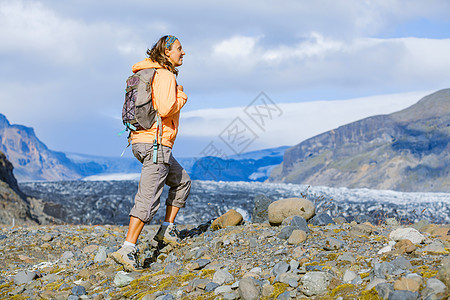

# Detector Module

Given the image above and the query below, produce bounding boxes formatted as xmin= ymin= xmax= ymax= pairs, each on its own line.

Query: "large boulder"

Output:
xmin=211 ymin=209 xmax=243 ymax=230
xmin=268 ymin=198 xmax=315 ymax=225
xmin=389 ymin=228 xmax=426 ymax=244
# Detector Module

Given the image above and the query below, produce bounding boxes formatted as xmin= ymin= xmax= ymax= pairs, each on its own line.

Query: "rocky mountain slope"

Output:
xmin=0 ymin=114 xmax=82 ymax=181
xmin=0 ymin=150 xmax=34 ymax=224
xmin=0 ymin=114 xmax=142 ymax=181
xmin=268 ymin=89 xmax=450 ymax=192
xmin=0 ymin=149 xmax=63 ymax=225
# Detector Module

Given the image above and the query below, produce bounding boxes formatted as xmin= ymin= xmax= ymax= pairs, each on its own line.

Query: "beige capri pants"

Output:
xmin=129 ymin=143 xmax=191 ymax=223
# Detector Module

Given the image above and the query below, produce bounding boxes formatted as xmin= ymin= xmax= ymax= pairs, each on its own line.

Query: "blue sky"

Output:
xmin=0 ymin=0 xmax=449 ymax=158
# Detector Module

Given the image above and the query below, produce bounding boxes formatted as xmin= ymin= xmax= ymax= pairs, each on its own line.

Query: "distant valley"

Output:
xmin=0 ymin=112 xmax=287 ymax=182
xmin=0 ymin=89 xmax=449 ymax=192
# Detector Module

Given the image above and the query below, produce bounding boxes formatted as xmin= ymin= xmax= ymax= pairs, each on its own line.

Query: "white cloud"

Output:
xmin=180 ymin=91 xmax=432 ymax=152
xmin=1 ymin=0 xmax=449 ymax=157
xmin=0 ymin=0 xmax=83 ymax=63
xmin=0 ymin=0 xmax=149 ymax=65
xmin=187 ymin=33 xmax=450 ymax=94
xmin=213 ymin=35 xmax=260 ymax=58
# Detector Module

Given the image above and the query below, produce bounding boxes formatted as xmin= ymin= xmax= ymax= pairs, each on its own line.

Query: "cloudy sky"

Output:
xmin=1 ymin=0 xmax=449 ymax=159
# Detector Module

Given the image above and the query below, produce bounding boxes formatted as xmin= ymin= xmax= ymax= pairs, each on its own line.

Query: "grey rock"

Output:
xmin=300 ymin=271 xmax=332 ymax=296
xmin=192 ymin=278 xmax=210 ymax=290
xmin=351 ymin=275 xmax=363 ymax=285
xmin=392 ymin=269 xmax=405 ymax=276
xmin=437 ymin=256 xmax=449 ymax=290
xmin=214 ymin=285 xmax=233 ymax=294
xmin=412 ymin=219 xmax=429 ymax=231
xmin=238 ymin=277 xmax=261 ymax=300
xmin=289 ymin=259 xmax=299 ymax=271
xmin=113 ymin=271 xmax=134 ymax=287
xmin=373 ymin=261 xmax=395 ymax=278
xmin=343 ymin=270 xmax=357 ymax=282
xmin=191 ymin=259 xmax=211 ymax=270
xmin=305 ymin=264 xmax=324 ymax=272
xmin=71 ymin=285 xmax=86 ymax=296
xmin=252 ymin=194 xmax=272 ymax=223
xmin=164 ymin=263 xmax=180 ymax=275
xmin=375 ymin=282 xmax=394 ymax=299
xmin=308 ymin=213 xmax=335 ymax=226
xmin=155 ymin=295 xmax=174 ymax=300
xmin=421 ymin=240 xmax=446 ymax=253
xmin=323 ymin=237 xmax=345 ymax=250
xmin=391 ymin=257 xmax=412 ymax=270
xmin=424 ymin=278 xmax=447 ymax=297
xmin=164 ymin=252 xmax=178 ymax=263
xmin=150 ymin=262 xmax=164 ymax=272
xmin=277 ymin=291 xmax=291 ymax=300
xmin=271 ymin=261 xmax=290 ymax=277
xmin=337 ymin=253 xmax=356 ymax=264
xmin=278 ymin=272 xmax=300 ymax=286
xmin=205 ymin=282 xmax=220 ymax=292
xmin=388 ymin=290 xmax=419 ymax=300
xmin=60 ymin=251 xmax=74 ymax=262
xmin=282 ymin=215 xmax=310 ymax=233
xmin=13 ymin=270 xmax=38 ymax=285
xmin=365 ymin=278 xmax=387 ymax=291
xmin=185 ymin=247 xmax=207 ymax=260
xmin=278 ymin=226 xmax=295 ymax=240
xmin=222 ymin=292 xmax=239 ymax=300
xmin=213 ymin=269 xmax=234 ymax=285
xmin=94 ymin=247 xmax=107 ymax=263
xmin=67 ymin=296 xmax=79 ymax=300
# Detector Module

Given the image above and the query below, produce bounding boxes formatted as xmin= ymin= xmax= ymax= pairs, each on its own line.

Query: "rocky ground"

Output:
xmin=0 ymin=203 xmax=449 ymax=299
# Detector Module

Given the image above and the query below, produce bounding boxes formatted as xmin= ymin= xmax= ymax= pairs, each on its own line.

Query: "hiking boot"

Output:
xmin=154 ymin=223 xmax=182 ymax=246
xmin=110 ymin=245 xmax=143 ymax=272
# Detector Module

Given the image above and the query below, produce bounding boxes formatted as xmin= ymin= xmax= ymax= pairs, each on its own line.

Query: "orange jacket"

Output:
xmin=130 ymin=59 xmax=188 ymax=148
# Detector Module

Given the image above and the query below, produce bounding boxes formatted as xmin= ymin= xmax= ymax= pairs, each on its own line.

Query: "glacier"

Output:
xmin=19 ymin=180 xmax=450 ymax=226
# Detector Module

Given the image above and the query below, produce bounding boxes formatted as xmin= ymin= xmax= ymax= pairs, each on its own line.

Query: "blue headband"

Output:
xmin=165 ymin=35 xmax=178 ymax=49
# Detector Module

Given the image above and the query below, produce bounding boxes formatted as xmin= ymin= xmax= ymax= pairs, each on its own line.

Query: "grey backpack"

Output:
xmin=121 ymin=68 xmax=158 ymax=131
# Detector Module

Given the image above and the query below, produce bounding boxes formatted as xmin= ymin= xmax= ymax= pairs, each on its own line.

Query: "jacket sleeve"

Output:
xmin=152 ymin=69 xmax=188 ymax=117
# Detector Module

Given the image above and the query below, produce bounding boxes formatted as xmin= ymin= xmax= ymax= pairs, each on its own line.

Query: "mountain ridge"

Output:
xmin=267 ymin=89 xmax=450 ymax=192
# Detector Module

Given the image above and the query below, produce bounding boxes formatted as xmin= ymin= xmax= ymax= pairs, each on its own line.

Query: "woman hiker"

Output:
xmin=111 ymin=35 xmax=191 ymax=272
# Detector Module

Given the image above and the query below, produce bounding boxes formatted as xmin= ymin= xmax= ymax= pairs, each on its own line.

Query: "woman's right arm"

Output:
xmin=153 ymin=69 xmax=187 ymax=117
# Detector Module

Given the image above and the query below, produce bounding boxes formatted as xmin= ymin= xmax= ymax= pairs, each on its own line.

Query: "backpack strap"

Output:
xmin=152 ymin=112 xmax=163 ymax=163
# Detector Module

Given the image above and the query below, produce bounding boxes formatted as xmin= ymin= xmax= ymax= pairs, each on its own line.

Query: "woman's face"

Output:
xmin=165 ymin=39 xmax=185 ymax=67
